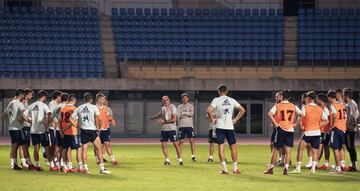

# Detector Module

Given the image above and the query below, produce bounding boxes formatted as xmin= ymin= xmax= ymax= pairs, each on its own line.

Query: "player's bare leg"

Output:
xmin=290 ymin=140 xmax=306 ymax=174
xmin=339 ymin=148 xmax=346 ymax=170
xmin=305 ymin=144 xmax=313 ymax=168
xmin=104 ymin=141 xmax=118 ymax=165
xmin=218 ymin=143 xmax=228 ymax=174
xmin=81 ymin=143 xmax=89 ymax=173
xmin=93 ymin=137 xmax=110 ymax=174
xmin=10 ymin=143 xmax=21 ymax=170
xmin=173 ymin=141 xmax=183 ymax=165
xmin=264 ymin=146 xmax=279 ymax=175
xmin=208 ymin=143 xmax=215 ymax=162
xmin=310 ymin=148 xmax=318 ymax=173
xmin=45 ymin=145 xmax=57 ymax=171
xmin=76 ymin=147 xmax=83 ymax=172
xmin=33 ymin=144 xmax=43 ymax=170
xmin=161 ymin=142 xmax=170 ymax=165
xmin=178 ymin=139 xmax=184 ymax=156
xmin=230 ymin=144 xmax=240 ymax=174
xmin=60 ymin=148 xmax=70 ymax=173
xmin=189 ymin=138 xmax=196 ymax=161
xmin=66 ymin=147 xmax=74 ymax=172
xmin=331 ymin=148 xmax=343 ymax=174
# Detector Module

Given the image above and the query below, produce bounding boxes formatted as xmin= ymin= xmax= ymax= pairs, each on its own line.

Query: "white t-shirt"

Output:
xmin=48 ymin=100 xmax=59 ymax=130
xmin=160 ymin=104 xmax=177 ymax=131
xmin=210 ymin=96 xmax=241 ymax=130
xmin=5 ymin=99 xmax=25 ymax=130
xmin=71 ymin=103 xmax=100 ymax=130
xmin=28 ymin=101 xmax=51 ymax=134
xmin=23 ymin=101 xmax=31 ymax=127
xmin=301 ymin=102 xmax=328 ymax=136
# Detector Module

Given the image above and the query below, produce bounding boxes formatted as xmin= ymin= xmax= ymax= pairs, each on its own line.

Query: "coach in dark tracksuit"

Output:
xmin=343 ymin=88 xmax=359 ymax=172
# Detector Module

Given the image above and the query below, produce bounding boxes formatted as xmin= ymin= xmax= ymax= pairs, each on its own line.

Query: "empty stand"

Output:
xmin=298 ymin=8 xmax=360 ymax=64
xmin=0 ymin=6 xmax=103 ymax=78
xmin=111 ymin=8 xmax=284 ymax=63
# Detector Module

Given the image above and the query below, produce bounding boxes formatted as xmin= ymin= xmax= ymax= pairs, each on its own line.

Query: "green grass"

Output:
xmin=0 ymin=145 xmax=359 ymax=191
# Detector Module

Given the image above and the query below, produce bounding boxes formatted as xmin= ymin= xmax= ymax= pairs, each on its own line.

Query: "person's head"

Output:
xmin=343 ymin=88 xmax=353 ymax=103
xmin=282 ymin=90 xmax=291 ymax=101
xmin=181 ymin=93 xmax=190 ymax=104
xmin=306 ymin=91 xmax=316 ymax=103
xmin=96 ymin=93 xmax=106 ymax=105
xmin=316 ymin=93 xmax=328 ymax=107
xmin=162 ymin=95 xmax=171 ymax=106
xmin=275 ymin=91 xmax=283 ymax=103
xmin=67 ymin=93 xmax=77 ymax=105
xmin=37 ymin=90 xmax=48 ymax=102
xmin=301 ymin=92 xmax=309 ymax=105
xmin=51 ymin=90 xmax=62 ymax=103
xmin=327 ymin=90 xmax=337 ymax=103
xmin=15 ymin=88 xmax=25 ymax=100
xmin=24 ymin=88 xmax=33 ymax=101
xmin=217 ymin=84 xmax=227 ymax=96
xmin=60 ymin=93 xmax=69 ymax=103
xmin=84 ymin=92 xmax=93 ymax=103
xmin=335 ymin=89 xmax=343 ymax=101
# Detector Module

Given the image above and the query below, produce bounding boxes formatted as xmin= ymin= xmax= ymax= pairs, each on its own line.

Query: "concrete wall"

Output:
xmin=0 ymin=78 xmax=358 ymax=91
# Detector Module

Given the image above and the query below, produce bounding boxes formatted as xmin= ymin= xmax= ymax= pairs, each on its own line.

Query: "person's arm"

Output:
xmin=163 ymin=114 xmax=177 ymax=124
xmin=182 ymin=105 xmax=194 ymax=117
xmin=233 ymin=104 xmax=246 ymax=124
xmin=329 ymin=105 xmax=336 ymax=127
xmin=207 ymin=105 xmax=216 ymax=124
xmin=320 ymin=110 xmax=329 ymax=128
xmin=268 ymin=111 xmax=279 ymax=128
xmin=150 ymin=111 xmax=162 ymax=120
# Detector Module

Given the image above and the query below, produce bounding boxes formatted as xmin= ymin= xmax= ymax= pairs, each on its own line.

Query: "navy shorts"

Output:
xmin=178 ymin=127 xmax=194 ymax=139
xmin=100 ymin=129 xmax=111 ymax=144
xmin=160 ymin=130 xmax=178 ymax=142
xmin=216 ymin=129 xmax=236 ymax=145
xmin=330 ymin=128 xmax=345 ymax=150
xmin=302 ymin=134 xmax=320 ymax=149
xmin=273 ymin=127 xmax=294 ymax=148
xmin=81 ymin=129 xmax=99 ymax=144
xmin=9 ymin=130 xmax=26 ymax=145
xmin=270 ymin=127 xmax=276 ymax=143
xmin=320 ymin=132 xmax=330 ymax=145
xmin=31 ymin=133 xmax=50 ymax=147
xmin=48 ymin=129 xmax=58 ymax=146
xmin=22 ymin=126 xmax=31 ymax=146
xmin=208 ymin=129 xmax=217 ymax=144
xmin=62 ymin=135 xmax=81 ymax=150
xmin=56 ymin=130 xmax=63 ymax=147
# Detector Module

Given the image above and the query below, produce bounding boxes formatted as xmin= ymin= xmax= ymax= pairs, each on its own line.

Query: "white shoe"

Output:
xmin=305 ymin=163 xmax=312 ymax=168
xmin=310 ymin=169 xmax=316 ymax=174
xmin=289 ymin=169 xmax=301 ymax=174
xmin=100 ymin=169 xmax=111 ymax=174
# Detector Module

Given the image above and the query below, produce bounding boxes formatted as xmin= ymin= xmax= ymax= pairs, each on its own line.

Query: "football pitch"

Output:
xmin=0 ymin=144 xmax=359 ymax=191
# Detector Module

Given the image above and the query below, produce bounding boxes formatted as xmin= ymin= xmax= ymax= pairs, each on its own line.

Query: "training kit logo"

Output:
xmin=222 ymin=99 xmax=230 ymax=106
xmin=32 ymin=105 xmax=39 ymax=111
xmin=81 ymin=106 xmax=90 ymax=113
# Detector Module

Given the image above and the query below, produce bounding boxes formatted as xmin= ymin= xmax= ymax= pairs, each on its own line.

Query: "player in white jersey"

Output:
xmin=28 ymin=90 xmax=57 ymax=171
xmin=48 ymin=90 xmax=62 ymax=169
xmin=177 ymin=93 xmax=196 ymax=162
xmin=18 ymin=88 xmax=36 ymax=169
xmin=207 ymin=110 xmax=217 ymax=162
xmin=70 ymin=93 xmax=110 ymax=174
xmin=150 ymin=95 xmax=183 ymax=165
xmin=2 ymin=88 xmax=31 ymax=170
xmin=54 ymin=93 xmax=69 ymax=169
xmin=207 ymin=85 xmax=246 ymax=174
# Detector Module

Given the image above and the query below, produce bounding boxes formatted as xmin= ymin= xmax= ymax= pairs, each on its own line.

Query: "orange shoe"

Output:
xmin=28 ymin=164 xmax=37 ymax=171
xmin=263 ymin=168 xmax=274 ymax=175
xmin=61 ymin=167 xmax=70 ymax=173
xmin=68 ymin=168 xmax=75 ymax=173
xmin=112 ymin=160 xmax=119 ymax=165
xmin=345 ymin=166 xmax=357 ymax=172
xmin=49 ymin=166 xmax=58 ymax=171
xmin=318 ymin=164 xmax=330 ymax=170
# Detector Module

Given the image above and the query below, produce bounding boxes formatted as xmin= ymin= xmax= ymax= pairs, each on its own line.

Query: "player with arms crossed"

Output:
xmin=207 ymin=85 xmax=246 ymax=174
xmin=2 ymin=88 xmax=31 ymax=170
xmin=48 ymin=90 xmax=62 ymax=170
xmin=177 ymin=93 xmax=196 ymax=162
xmin=150 ymin=95 xmax=183 ymax=166
xmin=264 ymin=90 xmax=303 ymax=175
xmin=290 ymin=91 xmax=328 ymax=174
xmin=70 ymin=93 xmax=110 ymax=174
